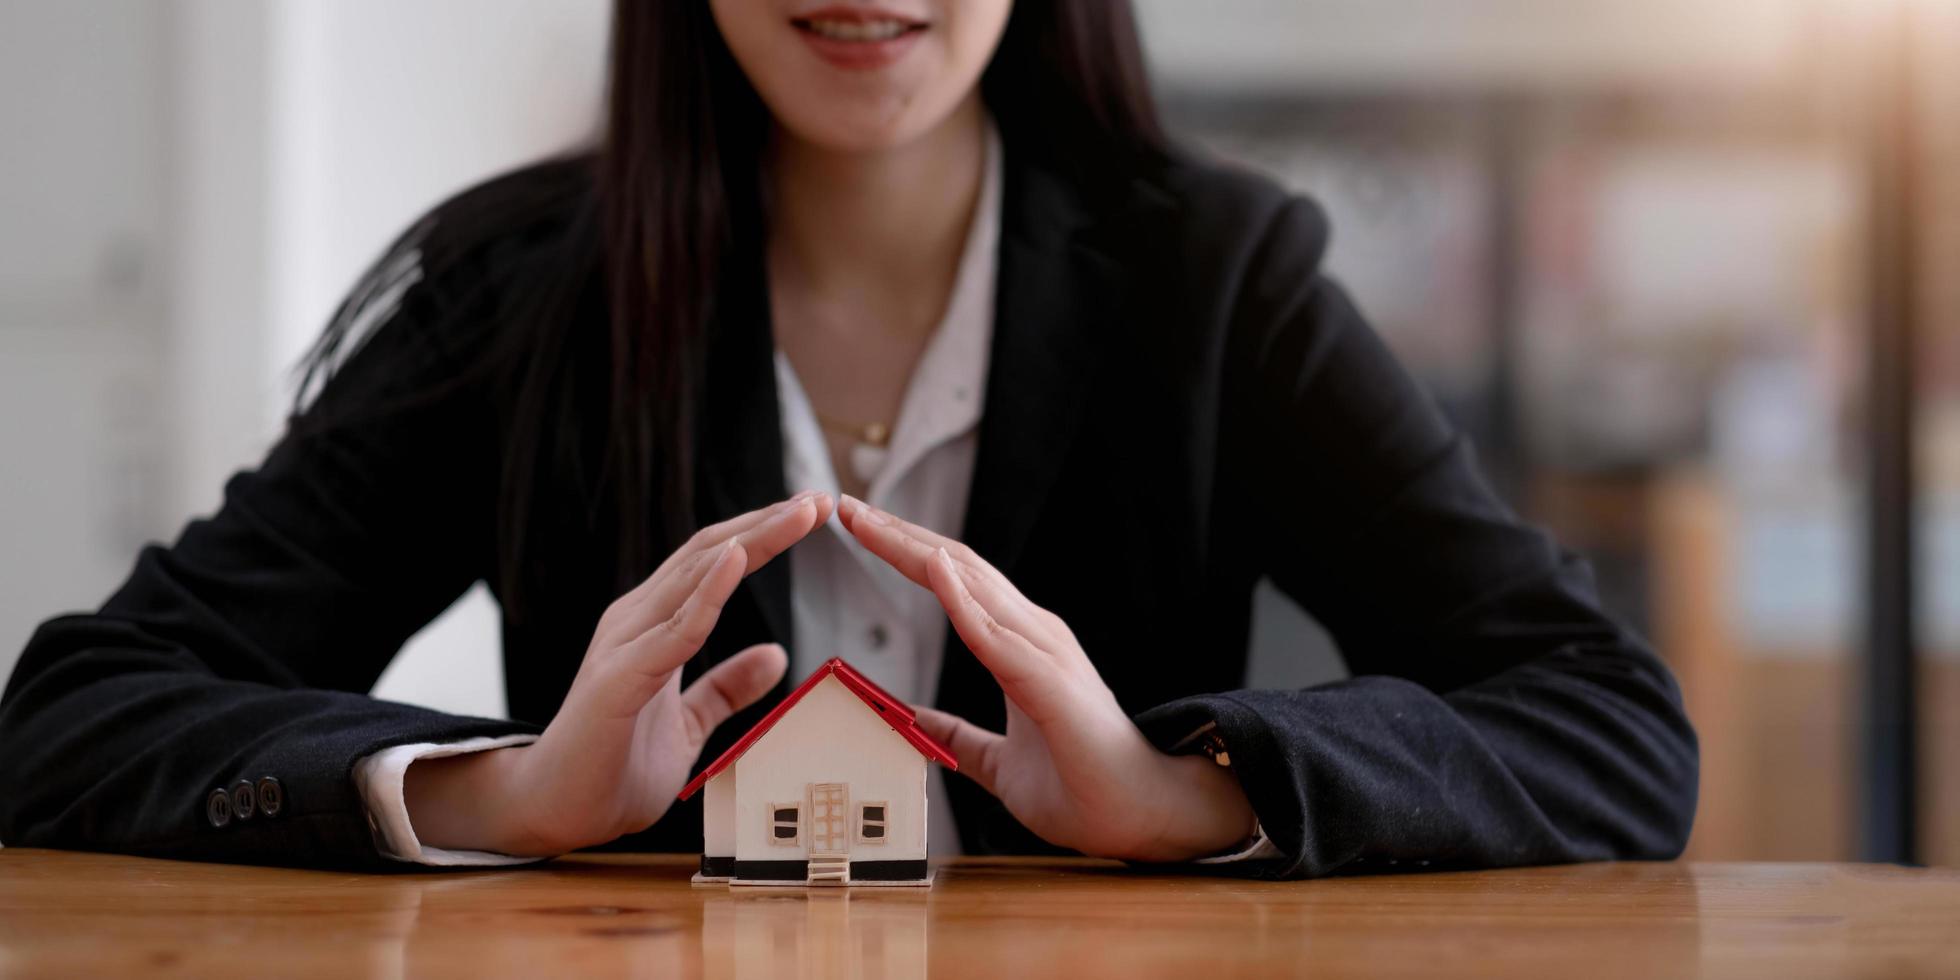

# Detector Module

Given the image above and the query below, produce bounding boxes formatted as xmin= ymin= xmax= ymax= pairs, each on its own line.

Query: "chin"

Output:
xmin=775 ymin=99 xmax=942 ymax=154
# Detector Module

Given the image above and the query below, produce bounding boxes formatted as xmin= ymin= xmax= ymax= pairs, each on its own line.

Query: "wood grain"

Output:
xmin=1 ymin=850 xmax=1955 ymax=979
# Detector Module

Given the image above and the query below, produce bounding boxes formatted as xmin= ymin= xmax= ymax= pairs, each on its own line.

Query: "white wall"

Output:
xmin=167 ymin=0 xmax=277 ymax=529
xmin=704 ymin=773 xmax=736 ymax=857
xmin=259 ymin=0 xmax=609 ymax=719
xmin=0 ymin=0 xmax=170 ymax=680
xmin=0 ymin=1 xmax=608 ymax=717
xmin=264 ymin=0 xmax=610 ymax=390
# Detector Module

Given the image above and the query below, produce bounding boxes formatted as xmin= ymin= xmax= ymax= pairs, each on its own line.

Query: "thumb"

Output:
xmin=680 ymin=643 xmax=789 ymax=745
xmin=914 ymin=706 xmax=1004 ymax=798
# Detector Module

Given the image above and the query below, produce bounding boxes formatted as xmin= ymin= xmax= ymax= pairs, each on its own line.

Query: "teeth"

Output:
xmin=804 ymin=18 xmax=910 ymax=42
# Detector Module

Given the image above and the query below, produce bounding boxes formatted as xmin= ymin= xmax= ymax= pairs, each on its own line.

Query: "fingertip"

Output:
xmin=770 ymin=493 xmax=817 ymax=525
xmin=913 ymin=704 xmax=952 ymax=732
xmin=716 ymin=538 xmax=749 ymax=578
xmin=912 ymin=706 xmax=963 ymax=753
xmin=726 ymin=640 xmax=785 ymax=674
xmin=688 ymin=643 xmax=795 ymax=728
xmin=804 ymin=492 xmax=834 ymax=532
xmin=745 ymin=643 xmax=789 ymax=693
xmin=729 ymin=642 xmax=789 ymax=691
xmin=758 ymin=641 xmax=789 ymax=672
xmin=785 ymin=494 xmax=817 ymax=523
xmin=769 ymin=490 xmax=816 ymax=521
xmin=927 ymin=546 xmax=961 ymax=590
xmin=843 ymin=503 xmax=878 ymax=544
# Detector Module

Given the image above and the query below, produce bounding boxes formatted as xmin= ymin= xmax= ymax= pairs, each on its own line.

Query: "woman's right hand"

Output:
xmin=402 ymin=491 xmax=834 ymax=856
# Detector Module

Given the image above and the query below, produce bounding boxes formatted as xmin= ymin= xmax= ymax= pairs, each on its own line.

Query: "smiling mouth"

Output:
xmin=791 ymin=15 xmax=928 ymax=43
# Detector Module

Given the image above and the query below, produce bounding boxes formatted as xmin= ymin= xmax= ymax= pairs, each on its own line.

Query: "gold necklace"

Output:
xmin=814 ymin=411 xmax=892 ymax=449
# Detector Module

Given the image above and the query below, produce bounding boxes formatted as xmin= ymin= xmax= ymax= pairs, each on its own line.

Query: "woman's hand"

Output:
xmin=837 ymin=495 xmax=1258 ymax=862
xmin=403 ymin=491 xmax=834 ymax=857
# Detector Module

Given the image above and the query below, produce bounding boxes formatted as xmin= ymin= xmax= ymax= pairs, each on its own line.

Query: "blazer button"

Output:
xmin=205 ymin=787 xmax=232 ymax=828
xmin=256 ymin=777 xmax=284 ymax=818
xmin=230 ymin=780 xmax=257 ymax=822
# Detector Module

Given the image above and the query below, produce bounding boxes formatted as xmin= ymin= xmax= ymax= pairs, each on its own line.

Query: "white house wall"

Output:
xmin=703 ymin=769 xmax=735 ymax=857
xmin=731 ymin=676 xmax=928 ymax=862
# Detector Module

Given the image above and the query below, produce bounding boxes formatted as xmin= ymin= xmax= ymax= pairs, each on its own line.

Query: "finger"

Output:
xmin=839 ymin=493 xmax=1035 ymax=607
xmin=925 ymin=547 xmax=1063 ymax=720
xmin=728 ymin=491 xmax=832 ymax=577
xmin=609 ymin=494 xmax=830 ymax=644
xmin=838 ymin=494 xmax=957 ymax=587
xmin=931 ymin=548 xmax=1060 ymax=654
xmin=657 ymin=490 xmax=822 ymax=578
xmin=839 ymin=495 xmax=1063 ymax=644
xmin=616 ymin=540 xmax=747 ymax=678
xmin=648 ymin=492 xmax=828 ymax=620
xmin=596 ymin=492 xmax=821 ymax=645
xmin=913 ymin=706 xmax=1003 ymax=797
xmin=681 ymin=642 xmax=789 ymax=746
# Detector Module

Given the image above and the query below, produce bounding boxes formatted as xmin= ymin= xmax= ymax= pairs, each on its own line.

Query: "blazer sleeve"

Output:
xmin=0 ymin=259 xmax=540 ymax=868
xmin=1135 ymin=197 xmax=1699 ymax=879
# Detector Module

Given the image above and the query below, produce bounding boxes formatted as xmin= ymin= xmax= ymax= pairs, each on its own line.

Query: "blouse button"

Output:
xmin=868 ymin=624 xmax=889 ymax=650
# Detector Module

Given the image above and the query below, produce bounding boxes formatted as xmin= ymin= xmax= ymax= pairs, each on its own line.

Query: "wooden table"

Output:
xmin=1 ymin=850 xmax=1956 ymax=978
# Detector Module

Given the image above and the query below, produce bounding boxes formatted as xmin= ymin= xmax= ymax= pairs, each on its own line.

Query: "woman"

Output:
xmin=0 ymin=0 xmax=1696 ymax=876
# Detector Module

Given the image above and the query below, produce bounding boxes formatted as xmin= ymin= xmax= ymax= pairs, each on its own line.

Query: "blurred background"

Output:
xmin=0 ymin=1 xmax=1952 ymax=865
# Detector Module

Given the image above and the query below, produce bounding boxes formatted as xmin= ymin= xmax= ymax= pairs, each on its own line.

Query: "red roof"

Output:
xmin=677 ymin=657 xmax=958 ymax=801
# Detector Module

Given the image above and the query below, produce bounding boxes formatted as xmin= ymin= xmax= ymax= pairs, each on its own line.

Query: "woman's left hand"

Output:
xmin=838 ymin=496 xmax=1258 ymax=862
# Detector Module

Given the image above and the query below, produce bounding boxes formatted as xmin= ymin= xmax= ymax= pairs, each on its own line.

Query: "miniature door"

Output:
xmin=810 ymin=783 xmax=849 ymax=853
xmin=807 ymin=782 xmax=851 ymax=883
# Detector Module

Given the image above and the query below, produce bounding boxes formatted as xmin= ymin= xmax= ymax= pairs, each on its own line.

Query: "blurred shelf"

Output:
xmin=1135 ymin=0 xmax=1820 ymax=95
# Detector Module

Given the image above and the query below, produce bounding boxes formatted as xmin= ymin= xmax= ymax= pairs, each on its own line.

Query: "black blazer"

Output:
xmin=0 ymin=145 xmax=1697 ymax=878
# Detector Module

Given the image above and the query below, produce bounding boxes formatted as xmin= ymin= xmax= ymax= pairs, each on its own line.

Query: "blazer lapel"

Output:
xmin=959 ymin=160 xmax=1126 ymax=580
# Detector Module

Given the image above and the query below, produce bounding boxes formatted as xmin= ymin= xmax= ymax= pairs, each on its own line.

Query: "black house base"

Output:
xmin=710 ymin=858 xmax=928 ymax=885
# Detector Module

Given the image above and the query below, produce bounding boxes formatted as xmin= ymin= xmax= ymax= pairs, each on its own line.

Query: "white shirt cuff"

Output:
xmin=352 ymin=734 xmax=544 ymax=866
xmin=1169 ymin=720 xmax=1281 ymax=864
xmin=1190 ymin=822 xmax=1282 ymax=864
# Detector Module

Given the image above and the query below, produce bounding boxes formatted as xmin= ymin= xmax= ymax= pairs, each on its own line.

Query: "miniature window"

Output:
xmin=770 ymin=804 xmax=800 ymax=845
xmin=858 ymin=802 xmax=887 ymax=843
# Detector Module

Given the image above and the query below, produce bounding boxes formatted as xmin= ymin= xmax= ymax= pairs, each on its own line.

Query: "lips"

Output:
xmin=790 ymin=5 xmax=928 ymax=71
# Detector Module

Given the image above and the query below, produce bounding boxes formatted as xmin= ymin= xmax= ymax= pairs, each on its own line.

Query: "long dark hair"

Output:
xmin=300 ymin=1 xmax=1166 ymax=619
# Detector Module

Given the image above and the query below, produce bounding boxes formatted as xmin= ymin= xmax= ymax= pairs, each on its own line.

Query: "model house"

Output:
xmin=679 ymin=657 xmax=958 ymax=886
